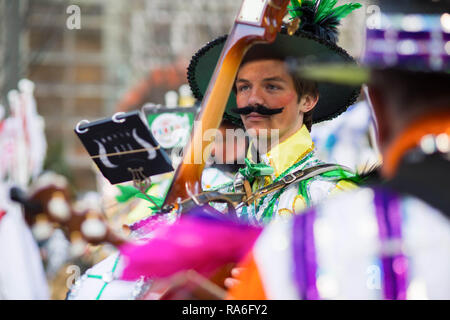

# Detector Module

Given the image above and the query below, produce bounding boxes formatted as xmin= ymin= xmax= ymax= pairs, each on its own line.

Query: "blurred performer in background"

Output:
xmin=188 ymin=0 xmax=363 ymax=226
xmin=0 ymin=81 xmax=49 ymax=299
xmin=311 ymin=98 xmax=381 ymax=172
xmin=228 ymin=0 xmax=450 ymax=299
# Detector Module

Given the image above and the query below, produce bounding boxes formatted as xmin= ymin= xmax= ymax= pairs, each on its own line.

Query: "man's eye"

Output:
xmin=266 ymin=84 xmax=280 ymax=91
xmin=237 ymin=85 xmax=249 ymax=92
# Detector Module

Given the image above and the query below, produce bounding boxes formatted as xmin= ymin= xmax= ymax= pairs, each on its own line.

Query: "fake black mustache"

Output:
xmin=230 ymin=105 xmax=284 ymax=116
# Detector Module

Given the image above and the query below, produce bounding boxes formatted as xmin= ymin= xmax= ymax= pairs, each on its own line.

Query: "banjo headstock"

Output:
xmin=236 ymin=0 xmax=291 ymax=39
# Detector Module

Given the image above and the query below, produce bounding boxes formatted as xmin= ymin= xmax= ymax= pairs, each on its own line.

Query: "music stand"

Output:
xmin=75 ymin=111 xmax=174 ymax=209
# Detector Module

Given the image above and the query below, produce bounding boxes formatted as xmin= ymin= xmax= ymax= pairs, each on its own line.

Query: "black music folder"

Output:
xmin=75 ymin=111 xmax=173 ymax=184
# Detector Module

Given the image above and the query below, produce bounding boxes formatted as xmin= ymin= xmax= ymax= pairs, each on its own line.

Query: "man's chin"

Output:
xmin=245 ymin=126 xmax=278 ymax=138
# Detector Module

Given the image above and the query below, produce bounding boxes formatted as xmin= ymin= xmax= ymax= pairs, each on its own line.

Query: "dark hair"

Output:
xmin=234 ymin=52 xmax=319 ymax=132
xmin=291 ymin=73 xmax=319 ymax=132
xmin=370 ymin=69 xmax=450 ymax=112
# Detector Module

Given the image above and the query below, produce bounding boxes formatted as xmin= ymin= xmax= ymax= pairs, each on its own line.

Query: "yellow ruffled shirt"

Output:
xmin=247 ymin=125 xmax=315 ymax=187
xmin=241 ymin=125 xmax=356 ymax=224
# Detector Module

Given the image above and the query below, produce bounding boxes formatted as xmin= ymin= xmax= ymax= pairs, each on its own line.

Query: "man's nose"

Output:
xmin=247 ymin=87 xmax=265 ymax=106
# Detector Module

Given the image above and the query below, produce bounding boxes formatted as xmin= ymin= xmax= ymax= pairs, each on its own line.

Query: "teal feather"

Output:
xmin=288 ymin=0 xmax=303 ymax=18
xmin=287 ymin=0 xmax=362 ymax=43
xmin=315 ymin=0 xmax=338 ymax=23
xmin=289 ymin=0 xmax=362 ymax=22
xmin=115 ymin=184 xmax=156 ymax=204
xmin=116 ymin=185 xmax=141 ymax=203
xmin=135 ymin=193 xmax=164 ymax=211
xmin=331 ymin=3 xmax=363 ymax=20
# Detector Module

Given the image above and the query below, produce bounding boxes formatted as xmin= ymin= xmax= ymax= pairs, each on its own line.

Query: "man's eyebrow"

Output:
xmin=236 ymin=76 xmax=287 ymax=83
xmin=263 ymin=76 xmax=286 ymax=82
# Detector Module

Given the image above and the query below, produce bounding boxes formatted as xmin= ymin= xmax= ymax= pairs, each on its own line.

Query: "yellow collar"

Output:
xmin=247 ymin=125 xmax=315 ymax=177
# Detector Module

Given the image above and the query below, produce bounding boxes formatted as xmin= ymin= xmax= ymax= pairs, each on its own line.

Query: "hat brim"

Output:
xmin=298 ymin=62 xmax=450 ymax=86
xmin=298 ymin=63 xmax=370 ymax=86
xmin=187 ymin=29 xmax=361 ymax=127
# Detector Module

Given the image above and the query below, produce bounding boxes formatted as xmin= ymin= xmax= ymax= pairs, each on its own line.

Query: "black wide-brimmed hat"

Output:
xmin=298 ymin=0 xmax=450 ymax=85
xmin=187 ymin=0 xmax=363 ymax=127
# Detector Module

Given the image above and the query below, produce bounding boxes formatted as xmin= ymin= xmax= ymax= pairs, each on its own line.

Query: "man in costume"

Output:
xmin=0 ymin=81 xmax=50 ymax=299
xmin=228 ymin=0 xmax=450 ymax=299
xmin=188 ymin=0 xmax=363 ymax=225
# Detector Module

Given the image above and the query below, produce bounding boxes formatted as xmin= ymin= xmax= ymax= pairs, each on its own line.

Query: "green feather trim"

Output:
xmin=315 ymin=0 xmax=338 ymax=23
xmin=135 ymin=193 xmax=164 ymax=211
xmin=320 ymin=166 xmax=378 ymax=186
xmin=115 ymin=185 xmax=141 ymax=203
xmin=288 ymin=0 xmax=304 ymax=18
xmin=330 ymin=3 xmax=362 ymax=20
xmin=115 ymin=184 xmax=155 ymax=203
xmin=288 ymin=0 xmax=362 ymax=22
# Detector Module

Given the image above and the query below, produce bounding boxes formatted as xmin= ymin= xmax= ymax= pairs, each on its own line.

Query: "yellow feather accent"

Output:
xmin=292 ymin=194 xmax=307 ymax=213
xmin=278 ymin=208 xmax=293 ymax=217
xmin=329 ymin=180 xmax=358 ymax=196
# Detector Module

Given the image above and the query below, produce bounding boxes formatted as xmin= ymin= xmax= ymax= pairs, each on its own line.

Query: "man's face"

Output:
xmin=235 ymin=59 xmax=303 ymax=143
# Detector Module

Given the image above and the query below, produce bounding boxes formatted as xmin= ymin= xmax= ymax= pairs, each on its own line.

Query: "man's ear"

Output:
xmin=299 ymin=93 xmax=319 ymax=113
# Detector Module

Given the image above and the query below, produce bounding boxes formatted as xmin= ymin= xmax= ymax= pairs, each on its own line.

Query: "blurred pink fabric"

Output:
xmin=120 ymin=213 xmax=261 ymax=281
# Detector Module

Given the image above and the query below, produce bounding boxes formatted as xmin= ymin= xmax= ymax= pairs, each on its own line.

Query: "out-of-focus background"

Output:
xmin=0 ymin=0 xmax=379 ymax=300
